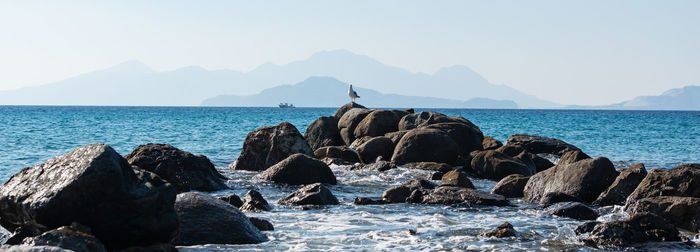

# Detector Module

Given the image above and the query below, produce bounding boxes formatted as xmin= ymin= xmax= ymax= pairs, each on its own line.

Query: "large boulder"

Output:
xmin=470 ymin=150 xmax=534 ymax=181
xmin=557 ymin=150 xmax=590 ymax=166
xmin=353 ymin=110 xmax=408 ymax=139
xmin=391 ymin=128 xmax=460 ymax=165
xmin=482 ymin=136 xmax=503 ymax=151
xmin=21 ymin=223 xmax=106 ymax=252
xmin=171 ymin=192 xmax=267 ymax=245
xmin=491 ymin=174 xmax=530 ymax=198
xmin=313 ymin=146 xmax=361 ymax=164
xmin=333 ymin=102 xmax=367 ymax=118
xmin=398 ymin=111 xmax=479 ymax=131
xmin=421 ymin=186 xmax=511 ymax=207
xmin=505 ymin=134 xmax=580 ymax=156
xmin=125 ymin=143 xmax=228 ymax=192
xmin=0 ymin=144 xmax=178 ymax=250
xmin=594 ymin=163 xmax=647 ymax=206
xmin=440 ymin=170 xmax=475 ymax=188
xmin=385 ymin=130 xmax=409 ymax=146
xmin=304 ymin=116 xmax=344 ymax=150
xmin=627 ymin=163 xmax=700 ymax=201
xmin=382 ymin=179 xmax=437 ymax=203
xmin=523 ymin=157 xmax=618 ymax=204
xmin=259 ymin=154 xmax=337 ymax=185
xmin=278 ymin=183 xmax=339 ymax=206
xmin=423 ymin=122 xmax=484 ymax=158
xmin=355 ymin=136 xmax=395 ymax=163
xmin=239 ymin=190 xmax=271 ymax=212
xmin=337 ymin=108 xmax=372 ymax=145
xmin=581 ymin=212 xmax=688 ymax=249
xmin=232 ymin=122 xmax=313 ymax=171
xmin=544 ymin=202 xmax=599 ymax=220
xmin=219 ymin=193 xmax=243 ymax=208
xmin=626 ymin=196 xmax=700 ymax=232
xmin=401 ymin=162 xmax=453 ymax=173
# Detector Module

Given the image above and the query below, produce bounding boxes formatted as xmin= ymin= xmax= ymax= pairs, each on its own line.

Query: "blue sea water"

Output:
xmin=0 ymin=106 xmax=699 ymax=250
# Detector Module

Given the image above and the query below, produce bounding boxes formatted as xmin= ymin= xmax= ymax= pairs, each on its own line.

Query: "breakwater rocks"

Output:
xmin=0 ymin=102 xmax=698 ymax=250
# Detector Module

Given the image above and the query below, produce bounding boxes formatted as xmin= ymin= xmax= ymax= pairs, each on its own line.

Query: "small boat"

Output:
xmin=278 ymin=103 xmax=295 ymax=108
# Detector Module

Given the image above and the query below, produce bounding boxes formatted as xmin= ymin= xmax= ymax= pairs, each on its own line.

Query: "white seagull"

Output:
xmin=348 ymin=84 xmax=360 ymax=102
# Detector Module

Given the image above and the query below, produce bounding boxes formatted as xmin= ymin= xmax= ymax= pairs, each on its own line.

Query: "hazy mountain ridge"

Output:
xmin=202 ymin=77 xmax=518 ymax=109
xmin=566 ymin=85 xmax=700 ymax=110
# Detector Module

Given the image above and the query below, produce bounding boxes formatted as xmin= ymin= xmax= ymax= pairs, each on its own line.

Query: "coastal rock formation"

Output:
xmin=422 ymin=122 xmax=484 ymax=158
xmin=219 ymin=193 xmax=244 ymax=208
xmin=581 ymin=212 xmax=687 ymax=249
xmin=480 ymin=222 xmax=517 ymax=238
xmin=575 ymin=221 xmax=601 ymax=235
xmin=353 ymin=109 xmax=408 ymax=138
xmin=482 ymin=136 xmax=503 ymax=150
xmin=332 ymin=102 xmax=367 ymax=118
xmin=391 ymin=128 xmax=459 ymax=165
xmin=337 ymin=108 xmax=372 ymax=145
xmin=440 ymin=170 xmax=475 ymax=188
xmin=544 ymin=202 xmax=599 ymax=220
xmin=470 ymin=150 xmax=534 ymax=181
xmin=627 ymin=163 xmax=700 ymax=200
xmin=278 ymin=183 xmax=339 ymax=206
xmin=557 ymin=150 xmax=590 ymax=166
xmin=421 ymin=186 xmax=511 ymax=206
xmin=506 ymin=134 xmax=580 ymax=156
xmin=398 ymin=111 xmax=478 ymax=131
xmin=0 ymin=144 xmax=178 ymax=250
xmin=259 ymin=154 xmax=337 ymax=185
xmin=385 ymin=130 xmax=409 ymax=146
xmin=523 ymin=157 xmax=618 ymax=204
xmin=382 ymin=179 xmax=437 ymax=203
xmin=232 ymin=122 xmax=313 ymax=171
xmin=350 ymin=157 xmax=395 ymax=171
xmin=401 ymin=162 xmax=453 ymax=173
xmin=594 ymin=163 xmax=647 ymax=206
xmin=125 ymin=143 xmax=228 ymax=192
xmin=304 ymin=116 xmax=344 ymax=150
xmin=314 ymin=146 xmax=361 ymax=164
xmin=355 ymin=136 xmax=395 ymax=163
xmin=248 ymin=217 xmax=274 ymax=231
xmin=491 ymin=174 xmax=530 ymax=198
xmin=171 ymin=192 xmax=267 ymax=245
xmin=626 ymin=196 xmax=700 ymax=232
xmin=539 ymin=192 xmax=583 ymax=206
xmin=239 ymin=190 xmax=272 ymax=212
xmin=21 ymin=223 xmax=106 ymax=252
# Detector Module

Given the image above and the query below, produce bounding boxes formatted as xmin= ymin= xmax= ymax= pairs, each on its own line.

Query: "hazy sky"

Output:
xmin=1 ymin=0 xmax=699 ymax=105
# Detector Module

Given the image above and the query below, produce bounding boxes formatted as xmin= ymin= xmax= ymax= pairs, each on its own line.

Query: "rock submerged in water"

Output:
xmin=544 ymin=202 xmax=599 ymax=220
xmin=422 ymin=186 xmax=511 ymax=206
xmin=125 ymin=143 xmax=229 ymax=192
xmin=480 ymin=222 xmax=518 ymax=238
xmin=626 ymin=196 xmax=700 ymax=232
xmin=248 ymin=217 xmax=274 ymax=231
xmin=314 ymin=146 xmax=361 ymax=164
xmin=259 ymin=154 xmax=337 ymax=185
xmin=581 ymin=212 xmax=688 ymax=249
xmin=523 ymin=157 xmax=618 ymax=204
xmin=491 ymin=174 xmax=530 ymax=198
xmin=382 ymin=179 xmax=437 ymax=203
xmin=172 ymin=192 xmax=267 ymax=246
xmin=20 ymin=223 xmax=106 ymax=252
xmin=594 ymin=163 xmax=647 ymax=206
xmin=232 ymin=122 xmax=313 ymax=171
xmin=278 ymin=183 xmax=339 ymax=206
xmin=240 ymin=189 xmax=272 ymax=212
xmin=304 ymin=116 xmax=344 ymax=150
xmin=0 ymin=144 xmax=178 ymax=251
xmin=219 ymin=193 xmax=244 ymax=208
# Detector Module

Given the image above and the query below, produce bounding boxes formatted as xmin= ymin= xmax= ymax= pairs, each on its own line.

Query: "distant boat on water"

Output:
xmin=278 ymin=102 xmax=295 ymax=108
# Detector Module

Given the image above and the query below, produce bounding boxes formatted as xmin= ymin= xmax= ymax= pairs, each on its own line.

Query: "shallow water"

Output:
xmin=0 ymin=106 xmax=699 ymax=250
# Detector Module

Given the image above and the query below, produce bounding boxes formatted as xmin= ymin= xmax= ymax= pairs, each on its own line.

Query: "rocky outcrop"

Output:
xmin=0 ymin=144 xmax=178 ymax=251
xmin=421 ymin=186 xmax=511 ymax=207
xmin=627 ymin=163 xmax=700 ymax=201
xmin=491 ymin=174 xmax=530 ymax=198
xmin=422 ymin=122 xmax=484 ymax=159
xmin=239 ymin=190 xmax=272 ymax=212
xmin=539 ymin=192 xmax=583 ymax=206
xmin=259 ymin=154 xmax=337 ymax=185
xmin=544 ymin=202 xmax=599 ymax=220
xmin=506 ymin=134 xmax=580 ymax=156
xmin=523 ymin=157 xmax=618 ymax=204
xmin=440 ymin=170 xmax=474 ymax=188
xmin=278 ymin=183 xmax=339 ymax=206
xmin=248 ymin=217 xmax=274 ymax=231
xmin=332 ymin=102 xmax=367 ymax=118
xmin=594 ymin=163 xmax=647 ymax=206
xmin=232 ymin=122 xmax=313 ymax=171
xmin=398 ymin=111 xmax=479 ymax=131
xmin=314 ymin=146 xmax=361 ymax=164
xmin=480 ymin=222 xmax=517 ymax=238
xmin=575 ymin=221 xmax=600 ymax=235
xmin=219 ymin=194 xmax=243 ymax=208
xmin=391 ymin=128 xmax=459 ymax=165
xmin=557 ymin=150 xmax=590 ymax=166
xmin=353 ymin=110 xmax=408 ymax=138
xmin=171 ymin=192 xmax=267 ymax=245
xmin=21 ymin=223 xmax=106 ymax=252
xmin=627 ymin=196 xmax=700 ymax=232
xmin=337 ymin=108 xmax=372 ymax=145
xmin=385 ymin=130 xmax=409 ymax=146
xmin=401 ymin=162 xmax=453 ymax=173
xmin=355 ymin=136 xmax=395 ymax=163
xmin=304 ymin=116 xmax=344 ymax=150
xmin=470 ymin=150 xmax=534 ymax=181
xmin=125 ymin=143 xmax=228 ymax=192
xmin=382 ymin=179 xmax=437 ymax=203
xmin=349 ymin=158 xmax=395 ymax=172
xmin=581 ymin=212 xmax=688 ymax=249
xmin=482 ymin=136 xmax=503 ymax=150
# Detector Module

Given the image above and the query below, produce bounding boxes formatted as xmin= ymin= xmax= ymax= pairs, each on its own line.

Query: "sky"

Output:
xmin=1 ymin=0 xmax=699 ymax=105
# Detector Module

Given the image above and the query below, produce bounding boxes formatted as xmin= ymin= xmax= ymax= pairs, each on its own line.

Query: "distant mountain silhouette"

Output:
xmin=0 ymin=50 xmax=556 ymax=107
xmin=566 ymin=85 xmax=700 ymax=110
xmin=202 ymin=77 xmax=518 ymax=109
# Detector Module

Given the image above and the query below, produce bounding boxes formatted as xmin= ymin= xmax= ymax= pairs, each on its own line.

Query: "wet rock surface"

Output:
xmin=278 ymin=183 xmax=339 ymax=206
xmin=239 ymin=190 xmax=272 ymax=212
xmin=505 ymin=134 xmax=581 ymax=156
xmin=491 ymin=174 xmax=529 ymax=198
xmin=232 ymin=122 xmax=313 ymax=171
xmin=259 ymin=154 xmax=337 ymax=185
xmin=248 ymin=217 xmax=274 ymax=231
xmin=524 ymin=157 xmax=618 ymax=204
xmin=470 ymin=150 xmax=534 ymax=181
xmin=594 ymin=163 xmax=647 ymax=206
xmin=20 ymin=223 xmax=106 ymax=252
xmin=626 ymin=196 xmax=700 ymax=232
xmin=314 ymin=146 xmax=361 ymax=164
xmin=218 ymin=193 xmax=243 ymax=208
xmin=581 ymin=212 xmax=688 ymax=250
xmin=440 ymin=170 xmax=475 ymax=188
xmin=304 ymin=116 xmax=344 ymax=150
xmin=544 ymin=202 xmax=599 ymax=220
xmin=480 ymin=222 xmax=518 ymax=238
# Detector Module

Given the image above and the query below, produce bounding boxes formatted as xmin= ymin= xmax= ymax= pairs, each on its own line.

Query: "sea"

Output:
xmin=0 ymin=106 xmax=699 ymax=250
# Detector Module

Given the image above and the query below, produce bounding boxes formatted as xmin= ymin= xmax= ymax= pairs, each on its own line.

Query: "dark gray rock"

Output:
xmin=353 ymin=197 xmax=389 ymax=205
xmin=422 ymin=122 xmax=484 ymax=159
xmin=470 ymin=150 xmax=534 ymax=181
xmin=524 ymin=157 xmax=618 ymax=204
xmin=429 ymin=171 xmax=445 ymax=180
xmin=398 ymin=111 xmax=479 ymax=131
xmin=385 ymin=130 xmax=409 ymax=146
xmin=348 ymin=136 xmax=373 ymax=150
xmin=239 ymin=190 xmax=272 ymax=212
xmin=248 ymin=217 xmax=274 ymax=231
xmin=539 ymin=192 xmax=583 ymax=206
xmin=575 ymin=221 xmax=600 ymax=235
xmin=356 ymin=136 xmax=395 ymax=164
xmin=353 ymin=110 xmax=408 ymax=138
xmin=333 ymin=102 xmax=367 ymax=118
xmin=382 ymin=179 xmax=437 ymax=203
xmin=337 ymin=108 xmax=372 ymax=145
xmin=259 ymin=154 xmax=337 ymax=185
xmin=627 ymin=163 xmax=700 ymax=201
xmin=278 ymin=183 xmax=339 ymax=206
xmin=557 ymin=150 xmax=591 ymax=166
xmin=626 ymin=196 xmax=700 ymax=232
xmin=491 ymin=174 xmax=530 ymax=198
xmin=421 ymin=186 xmax=511 ymax=207
xmin=349 ymin=159 xmax=395 ymax=172
xmin=21 ymin=223 xmax=106 ymax=252
xmin=480 ymin=222 xmax=517 ymax=238
xmin=544 ymin=202 xmax=599 ymax=220
xmin=232 ymin=122 xmax=313 ymax=171
xmin=506 ymin=134 xmax=581 ymax=156
xmin=494 ymin=145 xmax=526 ymax=157
xmin=125 ymin=143 xmax=228 ymax=192
xmin=482 ymin=136 xmax=503 ymax=150
xmin=313 ymin=146 xmax=361 ymax=164
xmin=304 ymin=116 xmax=344 ymax=150
xmin=401 ymin=162 xmax=453 ymax=173
xmin=0 ymin=144 xmax=178 ymax=251
xmin=581 ymin=212 xmax=688 ymax=250
xmin=119 ymin=243 xmax=177 ymax=252
xmin=529 ymin=153 xmax=555 ymax=173
xmin=440 ymin=170 xmax=475 ymax=188
xmin=218 ymin=194 xmax=243 ymax=208
xmin=171 ymin=192 xmax=267 ymax=245
xmin=594 ymin=163 xmax=647 ymax=206
xmin=391 ymin=128 xmax=460 ymax=165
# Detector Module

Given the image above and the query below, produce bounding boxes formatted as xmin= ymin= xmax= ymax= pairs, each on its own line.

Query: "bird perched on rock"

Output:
xmin=348 ymin=84 xmax=360 ymax=102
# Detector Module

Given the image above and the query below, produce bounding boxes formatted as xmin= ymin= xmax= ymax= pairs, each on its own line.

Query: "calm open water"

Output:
xmin=0 ymin=106 xmax=699 ymax=250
